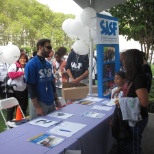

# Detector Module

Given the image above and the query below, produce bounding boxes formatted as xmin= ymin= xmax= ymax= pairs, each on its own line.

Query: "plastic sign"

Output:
xmin=96 ymin=14 xmax=119 ymax=44
xmin=100 ymin=20 xmax=117 ymax=36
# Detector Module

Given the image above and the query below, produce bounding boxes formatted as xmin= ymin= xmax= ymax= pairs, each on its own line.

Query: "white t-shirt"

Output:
xmin=111 ymin=87 xmax=124 ymax=99
xmin=7 ymin=63 xmax=26 ymax=91
xmin=0 ymin=63 xmax=9 ymax=82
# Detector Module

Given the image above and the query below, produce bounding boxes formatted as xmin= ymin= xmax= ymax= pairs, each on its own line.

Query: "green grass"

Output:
xmin=0 ymin=109 xmax=7 ymax=132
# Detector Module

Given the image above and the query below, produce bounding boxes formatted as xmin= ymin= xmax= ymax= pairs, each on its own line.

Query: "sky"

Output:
xmin=36 ymin=0 xmax=82 ymax=15
xmin=36 ymin=0 xmax=141 ymax=51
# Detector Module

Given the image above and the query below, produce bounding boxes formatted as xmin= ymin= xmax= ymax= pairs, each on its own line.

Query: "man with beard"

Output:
xmin=25 ymin=39 xmax=61 ymax=120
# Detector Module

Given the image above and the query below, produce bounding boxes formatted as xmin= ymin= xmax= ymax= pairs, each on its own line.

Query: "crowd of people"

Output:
xmin=0 ymin=38 xmax=93 ymax=121
xmin=0 ymin=38 xmax=152 ymax=154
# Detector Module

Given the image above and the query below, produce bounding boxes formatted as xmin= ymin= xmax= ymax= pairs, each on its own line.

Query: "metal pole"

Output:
xmin=88 ymin=28 xmax=93 ymax=95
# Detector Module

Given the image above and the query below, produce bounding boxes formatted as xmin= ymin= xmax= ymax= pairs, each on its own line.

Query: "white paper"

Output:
xmin=29 ymin=118 xmax=58 ymax=127
xmin=47 ymin=112 xmax=74 ymax=119
xmin=101 ymin=100 xmax=110 ymax=106
xmin=48 ymin=121 xmax=86 ymax=137
xmin=84 ymin=97 xmax=104 ymax=102
xmin=106 ymin=99 xmax=116 ymax=106
xmin=81 ymin=111 xmax=105 ymax=119
xmin=92 ymin=105 xmax=113 ymax=111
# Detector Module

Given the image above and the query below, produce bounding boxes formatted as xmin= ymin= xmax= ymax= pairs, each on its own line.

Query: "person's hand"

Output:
xmin=35 ymin=106 xmax=44 ymax=116
xmin=114 ymin=98 xmax=120 ymax=108
xmin=62 ymin=72 xmax=68 ymax=76
xmin=72 ymin=77 xmax=81 ymax=84
xmin=70 ymin=77 xmax=75 ymax=82
xmin=111 ymin=87 xmax=122 ymax=98
xmin=55 ymin=100 xmax=62 ymax=108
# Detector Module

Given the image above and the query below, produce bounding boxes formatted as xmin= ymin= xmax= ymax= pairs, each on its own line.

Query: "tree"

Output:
xmin=0 ymin=0 xmax=75 ymax=55
xmin=109 ymin=0 xmax=154 ymax=63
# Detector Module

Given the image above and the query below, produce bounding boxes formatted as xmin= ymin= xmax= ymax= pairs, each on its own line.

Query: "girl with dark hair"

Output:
xmin=7 ymin=53 xmax=29 ymax=121
xmin=116 ymin=49 xmax=149 ymax=154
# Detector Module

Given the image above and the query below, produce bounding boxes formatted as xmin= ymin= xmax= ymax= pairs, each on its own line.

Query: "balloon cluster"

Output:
xmin=62 ymin=7 xmax=112 ymax=55
xmin=0 ymin=44 xmax=20 ymax=64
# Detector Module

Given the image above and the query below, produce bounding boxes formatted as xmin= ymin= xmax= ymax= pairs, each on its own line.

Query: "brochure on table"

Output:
xmin=48 ymin=121 xmax=86 ymax=137
xmin=28 ymin=133 xmax=64 ymax=148
xmin=75 ymin=97 xmax=104 ymax=106
xmin=81 ymin=111 xmax=105 ymax=119
xmin=96 ymin=13 xmax=120 ymax=98
xmin=29 ymin=118 xmax=58 ymax=127
xmin=47 ymin=112 xmax=74 ymax=119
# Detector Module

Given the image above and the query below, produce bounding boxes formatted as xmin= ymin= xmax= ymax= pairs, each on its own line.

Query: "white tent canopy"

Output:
xmin=73 ymin=0 xmax=127 ymax=12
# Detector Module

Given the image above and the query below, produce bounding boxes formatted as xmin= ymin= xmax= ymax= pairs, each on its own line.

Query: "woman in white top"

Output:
xmin=7 ymin=53 xmax=28 ymax=121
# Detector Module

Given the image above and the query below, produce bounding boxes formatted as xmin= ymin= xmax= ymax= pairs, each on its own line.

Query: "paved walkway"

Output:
xmin=142 ymin=113 xmax=154 ymax=154
xmin=109 ymin=113 xmax=154 ymax=154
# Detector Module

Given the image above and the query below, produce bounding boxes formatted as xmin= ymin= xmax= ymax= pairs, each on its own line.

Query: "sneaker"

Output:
xmin=6 ymin=121 xmax=17 ymax=128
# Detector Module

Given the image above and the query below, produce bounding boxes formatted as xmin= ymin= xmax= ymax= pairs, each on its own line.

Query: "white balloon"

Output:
xmin=80 ymin=7 xmax=96 ymax=28
xmin=72 ymin=40 xmax=89 ymax=55
xmin=3 ymin=45 xmax=20 ymax=64
xmin=70 ymin=19 xmax=84 ymax=37
xmin=62 ymin=18 xmax=74 ymax=34
xmin=75 ymin=13 xmax=82 ymax=21
xmin=67 ymin=34 xmax=77 ymax=39
xmin=78 ymin=26 xmax=90 ymax=44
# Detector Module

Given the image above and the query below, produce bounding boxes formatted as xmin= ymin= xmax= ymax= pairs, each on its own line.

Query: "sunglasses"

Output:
xmin=44 ymin=46 xmax=52 ymax=50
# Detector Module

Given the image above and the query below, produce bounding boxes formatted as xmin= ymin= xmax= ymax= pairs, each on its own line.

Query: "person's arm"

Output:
xmin=53 ymin=92 xmax=62 ymax=108
xmin=53 ymin=63 xmax=56 ymax=74
xmin=66 ymin=69 xmax=75 ymax=82
xmin=51 ymin=80 xmax=62 ymax=108
xmin=73 ymin=70 xmax=89 ymax=83
xmin=31 ymin=98 xmax=44 ymax=116
xmin=136 ymin=88 xmax=149 ymax=107
xmin=135 ymin=74 xmax=149 ymax=107
xmin=8 ymin=63 xmax=24 ymax=79
xmin=27 ymin=84 xmax=44 ymax=116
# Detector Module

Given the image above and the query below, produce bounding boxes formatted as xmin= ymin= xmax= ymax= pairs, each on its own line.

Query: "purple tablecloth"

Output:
xmin=0 ymin=99 xmax=115 ymax=154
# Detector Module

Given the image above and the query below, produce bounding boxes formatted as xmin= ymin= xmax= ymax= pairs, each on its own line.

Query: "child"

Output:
xmin=111 ymin=71 xmax=126 ymax=99
xmin=53 ymin=51 xmax=68 ymax=97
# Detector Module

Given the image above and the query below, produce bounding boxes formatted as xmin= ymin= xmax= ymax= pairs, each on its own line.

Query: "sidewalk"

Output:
xmin=142 ymin=113 xmax=154 ymax=154
xmin=109 ymin=113 xmax=154 ymax=154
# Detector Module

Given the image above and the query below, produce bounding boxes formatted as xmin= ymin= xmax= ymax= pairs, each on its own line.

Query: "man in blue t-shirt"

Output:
xmin=25 ymin=38 xmax=61 ymax=120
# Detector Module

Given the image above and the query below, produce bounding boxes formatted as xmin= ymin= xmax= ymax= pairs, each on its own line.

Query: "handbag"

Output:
xmin=111 ymin=81 xmax=132 ymax=141
xmin=111 ymin=106 xmax=130 ymax=141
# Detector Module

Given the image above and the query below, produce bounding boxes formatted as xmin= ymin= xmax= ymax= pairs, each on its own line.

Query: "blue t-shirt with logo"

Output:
xmin=25 ymin=56 xmax=54 ymax=105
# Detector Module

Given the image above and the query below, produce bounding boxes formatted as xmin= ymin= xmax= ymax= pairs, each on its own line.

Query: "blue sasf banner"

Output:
xmin=96 ymin=13 xmax=120 ymax=98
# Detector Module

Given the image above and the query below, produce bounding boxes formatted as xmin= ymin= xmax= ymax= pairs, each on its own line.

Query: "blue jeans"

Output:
xmin=118 ymin=117 xmax=148 ymax=154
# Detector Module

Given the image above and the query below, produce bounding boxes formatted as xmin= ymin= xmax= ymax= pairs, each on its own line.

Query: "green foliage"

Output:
xmin=148 ymin=65 xmax=154 ymax=113
xmin=0 ymin=0 xmax=74 ymax=50
xmin=109 ymin=0 xmax=154 ymax=61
